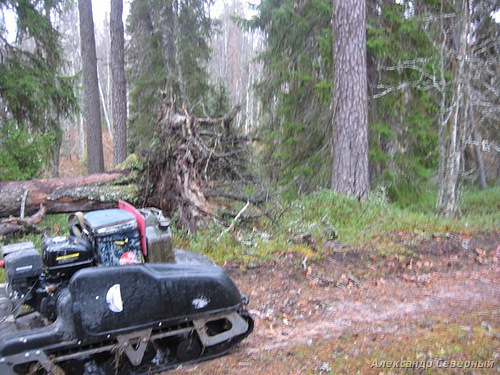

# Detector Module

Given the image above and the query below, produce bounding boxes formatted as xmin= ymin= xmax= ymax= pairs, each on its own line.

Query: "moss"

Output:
xmin=47 ymin=185 xmax=139 ymax=203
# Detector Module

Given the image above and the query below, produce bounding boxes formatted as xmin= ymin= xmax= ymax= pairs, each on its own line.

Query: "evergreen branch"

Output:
xmin=379 ymin=57 xmax=433 ymax=72
xmin=373 ymin=80 xmax=438 ymax=99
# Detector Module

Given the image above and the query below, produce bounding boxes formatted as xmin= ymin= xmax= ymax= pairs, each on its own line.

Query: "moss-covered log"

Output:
xmin=0 ymin=171 xmax=138 ymax=218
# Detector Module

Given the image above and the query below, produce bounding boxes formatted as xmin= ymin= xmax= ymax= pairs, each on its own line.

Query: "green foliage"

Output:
xmin=367 ymin=1 xmax=440 ymax=206
xmin=284 ymin=188 xmax=498 ymax=250
xmin=277 ymin=190 xmax=394 ymax=245
xmin=250 ymin=0 xmax=333 ymax=197
xmin=0 ymin=56 xmax=77 ymax=131
xmin=2 ymin=187 xmax=497 ymax=270
xmin=126 ymin=0 xmax=218 ymax=151
xmin=0 ymin=123 xmax=54 ymax=181
xmin=0 ymin=0 xmax=78 ymax=178
xmin=177 ymin=0 xmax=213 ymax=111
xmin=456 ymin=187 xmax=500 ymax=217
xmin=203 ymin=82 xmax=230 ymax=118
xmin=126 ymin=0 xmax=167 ymax=150
xmin=251 ymin=0 xmax=443 ymax=206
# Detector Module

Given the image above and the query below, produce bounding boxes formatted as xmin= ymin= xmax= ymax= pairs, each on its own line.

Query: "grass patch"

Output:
xmin=457 ymin=186 xmax=500 ymax=216
xmin=175 ymin=187 xmax=499 ymax=263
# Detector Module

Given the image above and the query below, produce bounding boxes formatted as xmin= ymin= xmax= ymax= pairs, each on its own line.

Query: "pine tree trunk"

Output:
xmin=111 ymin=0 xmax=128 ymax=166
xmin=78 ymin=0 xmax=105 ymax=174
xmin=331 ymin=0 xmax=370 ymax=198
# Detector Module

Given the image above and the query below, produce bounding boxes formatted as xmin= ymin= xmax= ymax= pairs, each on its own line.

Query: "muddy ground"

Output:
xmin=171 ymin=232 xmax=500 ymax=374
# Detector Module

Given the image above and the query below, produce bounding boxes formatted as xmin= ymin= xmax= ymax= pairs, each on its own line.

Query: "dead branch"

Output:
xmin=217 ymin=200 xmax=251 ymax=241
xmin=0 ymin=205 xmax=46 ymax=236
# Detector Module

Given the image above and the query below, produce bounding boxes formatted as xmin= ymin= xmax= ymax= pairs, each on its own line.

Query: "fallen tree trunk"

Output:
xmin=0 ymin=171 xmax=137 ymax=218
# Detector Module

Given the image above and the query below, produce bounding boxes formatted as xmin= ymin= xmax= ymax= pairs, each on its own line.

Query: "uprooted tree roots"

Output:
xmin=143 ymin=100 xmax=267 ymax=232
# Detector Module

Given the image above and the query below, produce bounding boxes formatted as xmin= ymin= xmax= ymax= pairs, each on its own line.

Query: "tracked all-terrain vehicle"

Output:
xmin=0 ymin=201 xmax=253 ymax=374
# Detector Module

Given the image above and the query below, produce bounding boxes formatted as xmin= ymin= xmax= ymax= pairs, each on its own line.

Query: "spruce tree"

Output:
xmin=249 ymin=0 xmax=334 ymax=198
xmin=126 ymin=0 xmax=215 ymax=151
xmin=250 ymin=0 xmax=445 ymax=203
xmin=0 ymin=0 xmax=78 ymax=180
xmin=366 ymin=1 xmax=439 ymax=205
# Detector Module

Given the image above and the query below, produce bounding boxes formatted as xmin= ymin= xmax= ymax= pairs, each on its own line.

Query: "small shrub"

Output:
xmin=0 ymin=123 xmax=53 ymax=181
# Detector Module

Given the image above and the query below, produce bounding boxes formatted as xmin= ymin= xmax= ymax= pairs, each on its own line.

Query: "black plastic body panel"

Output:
xmin=43 ymin=236 xmax=94 ymax=277
xmin=68 ymin=264 xmax=243 ymax=340
xmin=0 ymin=290 xmax=75 ymax=357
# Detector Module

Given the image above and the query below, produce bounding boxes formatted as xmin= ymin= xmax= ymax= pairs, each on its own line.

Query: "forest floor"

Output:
xmin=57 ymin=136 xmax=499 ymax=374
xmin=171 ymin=232 xmax=500 ymax=374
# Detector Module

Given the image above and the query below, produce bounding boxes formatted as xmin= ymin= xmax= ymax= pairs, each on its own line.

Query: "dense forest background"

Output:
xmin=0 ymin=0 xmax=498 ymax=220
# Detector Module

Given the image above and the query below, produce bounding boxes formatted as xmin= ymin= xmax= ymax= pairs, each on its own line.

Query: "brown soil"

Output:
xmin=173 ymin=232 xmax=500 ymax=374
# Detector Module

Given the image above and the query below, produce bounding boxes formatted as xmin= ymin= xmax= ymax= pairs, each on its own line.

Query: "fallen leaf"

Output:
xmin=475 ymin=248 xmax=486 ymax=256
xmin=476 ymin=256 xmax=488 ymax=265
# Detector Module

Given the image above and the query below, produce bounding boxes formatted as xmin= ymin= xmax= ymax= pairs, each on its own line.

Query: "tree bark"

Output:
xmin=331 ymin=0 xmax=370 ymax=198
xmin=436 ymin=0 xmax=470 ymax=216
xmin=0 ymin=172 xmax=134 ymax=218
xmin=467 ymin=73 xmax=487 ymax=189
xmin=78 ymin=0 xmax=105 ymax=174
xmin=163 ymin=0 xmax=183 ymax=102
xmin=111 ymin=0 xmax=128 ymax=166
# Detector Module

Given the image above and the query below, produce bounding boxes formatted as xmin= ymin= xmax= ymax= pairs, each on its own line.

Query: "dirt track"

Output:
xmin=172 ymin=232 xmax=500 ymax=374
